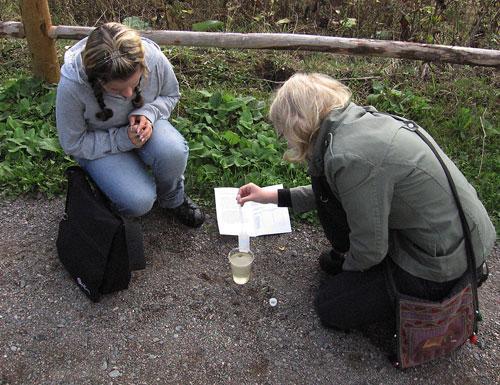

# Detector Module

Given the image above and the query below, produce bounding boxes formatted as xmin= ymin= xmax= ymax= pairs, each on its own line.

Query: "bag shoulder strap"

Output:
xmin=392 ymin=116 xmax=481 ymax=333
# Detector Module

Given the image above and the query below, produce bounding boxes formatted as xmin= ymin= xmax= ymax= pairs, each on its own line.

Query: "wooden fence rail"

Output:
xmin=1 ymin=18 xmax=500 ymax=83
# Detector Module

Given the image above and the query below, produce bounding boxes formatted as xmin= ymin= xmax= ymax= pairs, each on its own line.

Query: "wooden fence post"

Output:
xmin=20 ymin=0 xmax=60 ymax=83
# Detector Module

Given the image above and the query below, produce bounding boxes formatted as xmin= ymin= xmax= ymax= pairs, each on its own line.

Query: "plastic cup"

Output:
xmin=228 ymin=248 xmax=254 ymax=285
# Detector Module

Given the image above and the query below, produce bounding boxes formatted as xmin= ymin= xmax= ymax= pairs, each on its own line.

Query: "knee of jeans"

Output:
xmin=156 ymin=140 xmax=188 ymax=174
xmin=119 ymin=191 xmax=156 ymax=217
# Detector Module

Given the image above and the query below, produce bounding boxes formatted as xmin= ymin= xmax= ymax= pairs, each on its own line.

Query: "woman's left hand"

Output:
xmin=129 ymin=115 xmax=152 ymax=145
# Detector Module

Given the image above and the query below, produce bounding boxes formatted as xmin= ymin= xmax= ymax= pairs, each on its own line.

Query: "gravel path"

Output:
xmin=1 ymin=196 xmax=498 ymax=385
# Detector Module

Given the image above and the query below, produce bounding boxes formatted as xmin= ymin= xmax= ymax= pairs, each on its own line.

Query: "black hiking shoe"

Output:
xmin=319 ymin=250 xmax=346 ymax=276
xmin=170 ymin=194 xmax=205 ymax=228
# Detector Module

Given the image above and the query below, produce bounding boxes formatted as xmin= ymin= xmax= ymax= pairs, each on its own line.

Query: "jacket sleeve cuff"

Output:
xmin=277 ymin=188 xmax=292 ymax=207
xmin=289 ymin=185 xmax=316 ymax=213
xmin=129 ymin=106 xmax=156 ymax=124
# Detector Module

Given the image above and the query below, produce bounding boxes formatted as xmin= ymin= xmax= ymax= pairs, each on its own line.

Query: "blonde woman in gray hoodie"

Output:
xmin=56 ymin=22 xmax=204 ymax=227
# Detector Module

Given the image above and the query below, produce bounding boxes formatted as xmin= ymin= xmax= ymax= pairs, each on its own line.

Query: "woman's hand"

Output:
xmin=236 ymin=183 xmax=278 ymax=206
xmin=128 ymin=115 xmax=152 ymax=147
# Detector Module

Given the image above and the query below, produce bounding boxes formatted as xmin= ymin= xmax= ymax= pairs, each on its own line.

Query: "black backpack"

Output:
xmin=56 ymin=166 xmax=145 ymax=302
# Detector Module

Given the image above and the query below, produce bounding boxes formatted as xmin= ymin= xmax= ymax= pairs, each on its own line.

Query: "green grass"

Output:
xmin=0 ymin=38 xmax=498 ymax=231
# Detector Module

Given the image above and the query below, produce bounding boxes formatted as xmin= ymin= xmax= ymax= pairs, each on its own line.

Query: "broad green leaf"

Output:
xmin=0 ymin=102 xmax=10 ymax=112
xmin=202 ymin=135 xmax=217 ymax=148
xmin=192 ymin=20 xmax=224 ymax=32
xmin=223 ymin=130 xmax=240 ymax=145
xmin=123 ymin=16 xmax=151 ymax=30
xmin=6 ymin=116 xmax=22 ymax=132
xmin=239 ymin=109 xmax=253 ymax=125
xmin=198 ymin=90 xmax=212 ymax=98
xmin=341 ymin=18 xmax=357 ymax=29
xmin=221 ymin=156 xmax=235 ymax=168
xmin=222 ymin=93 xmax=236 ymax=103
xmin=189 ymin=142 xmax=205 ymax=152
xmin=276 ymin=18 xmax=290 ymax=25
xmin=220 ymin=100 xmax=245 ymax=112
xmin=483 ymin=119 xmax=499 ymax=136
xmin=234 ymin=157 xmax=250 ymax=167
xmin=209 ymin=92 xmax=222 ymax=108
xmin=16 ymin=98 xmax=31 ymax=114
xmin=201 ymin=164 xmax=218 ymax=175
xmin=39 ymin=138 xmax=62 ymax=153
xmin=203 ymin=113 xmax=213 ymax=124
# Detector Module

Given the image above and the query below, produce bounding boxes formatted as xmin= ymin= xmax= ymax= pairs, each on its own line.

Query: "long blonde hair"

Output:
xmin=269 ymin=73 xmax=351 ymax=162
xmin=83 ymin=22 xmax=146 ymax=121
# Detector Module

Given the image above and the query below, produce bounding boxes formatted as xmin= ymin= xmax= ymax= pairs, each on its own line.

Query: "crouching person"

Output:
xmin=237 ymin=73 xmax=495 ymax=332
xmin=56 ymin=22 xmax=204 ymax=227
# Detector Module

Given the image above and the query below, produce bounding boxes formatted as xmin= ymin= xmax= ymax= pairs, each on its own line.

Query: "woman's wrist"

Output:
xmin=266 ymin=189 xmax=279 ymax=204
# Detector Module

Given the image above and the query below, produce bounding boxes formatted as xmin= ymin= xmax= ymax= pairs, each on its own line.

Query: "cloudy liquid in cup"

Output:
xmin=229 ymin=251 xmax=254 ymax=284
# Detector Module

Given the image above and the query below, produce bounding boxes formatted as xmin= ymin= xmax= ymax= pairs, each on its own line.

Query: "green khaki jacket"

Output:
xmin=289 ymin=103 xmax=495 ymax=282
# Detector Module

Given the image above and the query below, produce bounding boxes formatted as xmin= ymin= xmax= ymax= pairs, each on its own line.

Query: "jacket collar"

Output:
xmin=308 ymin=102 xmax=356 ymax=176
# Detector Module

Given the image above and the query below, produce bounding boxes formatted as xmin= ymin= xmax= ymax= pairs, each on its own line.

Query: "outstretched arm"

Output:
xmin=236 ymin=183 xmax=278 ymax=206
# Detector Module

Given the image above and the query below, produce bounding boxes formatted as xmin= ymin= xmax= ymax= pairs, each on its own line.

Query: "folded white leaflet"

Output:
xmin=214 ymin=185 xmax=292 ymax=236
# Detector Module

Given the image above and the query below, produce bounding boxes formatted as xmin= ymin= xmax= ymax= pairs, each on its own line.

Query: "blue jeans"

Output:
xmin=77 ymin=120 xmax=188 ymax=217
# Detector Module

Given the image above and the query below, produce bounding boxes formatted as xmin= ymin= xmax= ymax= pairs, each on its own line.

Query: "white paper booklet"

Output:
xmin=214 ymin=185 xmax=292 ymax=236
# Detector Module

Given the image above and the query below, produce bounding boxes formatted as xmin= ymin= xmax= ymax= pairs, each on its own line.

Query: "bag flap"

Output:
xmin=57 ymin=218 xmax=104 ymax=302
xmin=65 ymin=166 xmax=122 ymax=257
xmin=57 ymin=166 xmax=124 ymax=300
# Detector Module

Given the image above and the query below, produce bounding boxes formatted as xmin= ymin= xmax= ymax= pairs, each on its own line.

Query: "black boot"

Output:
xmin=319 ymin=249 xmax=346 ymax=276
xmin=169 ymin=194 xmax=205 ymax=228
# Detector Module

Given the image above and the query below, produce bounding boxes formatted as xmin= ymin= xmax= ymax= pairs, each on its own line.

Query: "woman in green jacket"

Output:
xmin=237 ymin=73 xmax=495 ymax=330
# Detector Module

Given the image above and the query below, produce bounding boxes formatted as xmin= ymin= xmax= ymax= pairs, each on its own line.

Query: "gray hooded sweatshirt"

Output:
xmin=56 ymin=37 xmax=180 ymax=160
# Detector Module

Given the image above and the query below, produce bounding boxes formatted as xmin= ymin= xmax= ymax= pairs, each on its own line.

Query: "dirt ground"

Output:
xmin=0 ymin=196 xmax=498 ymax=385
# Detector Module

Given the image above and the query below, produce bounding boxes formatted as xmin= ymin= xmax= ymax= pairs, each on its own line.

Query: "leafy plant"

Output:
xmin=0 ymin=77 xmax=73 ymax=196
xmin=0 ymin=41 xmax=497 ymax=231
xmin=340 ymin=17 xmax=357 ymax=30
xmin=122 ymin=16 xmax=151 ymax=30
xmin=192 ymin=20 xmax=225 ymax=32
xmin=367 ymin=81 xmax=431 ymax=122
xmin=173 ymin=90 xmax=309 ymax=202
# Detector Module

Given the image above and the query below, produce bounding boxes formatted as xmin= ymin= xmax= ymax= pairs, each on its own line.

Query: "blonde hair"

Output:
xmin=83 ymin=22 xmax=146 ymax=121
xmin=269 ymin=73 xmax=351 ymax=162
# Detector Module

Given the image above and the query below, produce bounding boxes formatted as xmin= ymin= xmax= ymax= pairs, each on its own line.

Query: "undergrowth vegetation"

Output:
xmin=0 ymin=1 xmax=498 ymax=229
xmin=39 ymin=0 xmax=499 ymax=48
xmin=0 ymin=77 xmax=72 ymax=195
xmin=0 ymin=45 xmax=497 ymax=228
xmin=172 ymin=90 xmax=310 ymax=200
